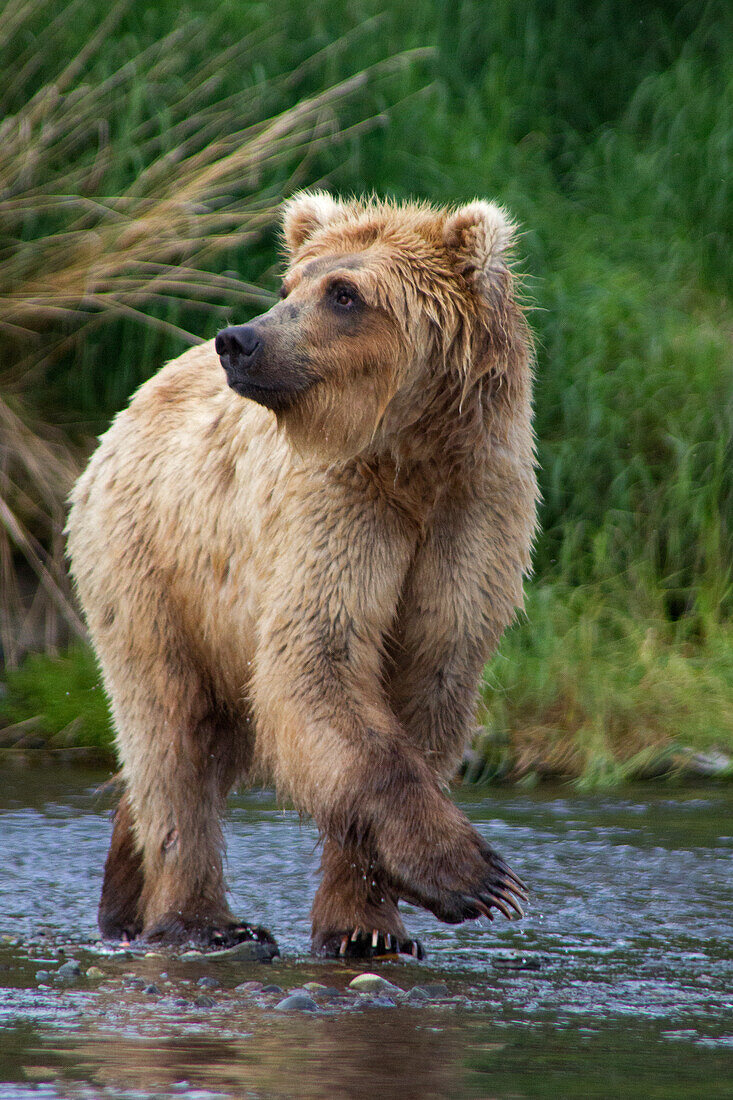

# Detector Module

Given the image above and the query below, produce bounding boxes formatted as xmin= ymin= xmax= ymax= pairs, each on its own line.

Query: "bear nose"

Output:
xmin=215 ymin=325 xmax=261 ymax=360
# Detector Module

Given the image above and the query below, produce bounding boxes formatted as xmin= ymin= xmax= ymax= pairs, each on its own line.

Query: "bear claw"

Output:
xmin=398 ymin=838 xmax=529 ymax=926
xmin=320 ymin=928 xmax=424 ymax=960
xmin=209 ymin=922 xmax=278 ymax=949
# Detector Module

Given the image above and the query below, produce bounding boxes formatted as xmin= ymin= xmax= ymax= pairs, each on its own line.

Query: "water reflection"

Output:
xmin=49 ymin=1012 xmax=459 ymax=1099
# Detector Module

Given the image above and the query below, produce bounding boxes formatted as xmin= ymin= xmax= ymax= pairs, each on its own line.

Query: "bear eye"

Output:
xmin=332 ymin=283 xmax=357 ymax=309
xmin=279 ymin=284 xmax=289 ymax=299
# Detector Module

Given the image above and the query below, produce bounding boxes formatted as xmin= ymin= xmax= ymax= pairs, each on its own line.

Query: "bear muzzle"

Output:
xmin=215 ymin=323 xmax=310 ymax=412
xmin=216 ymin=324 xmax=263 ymax=379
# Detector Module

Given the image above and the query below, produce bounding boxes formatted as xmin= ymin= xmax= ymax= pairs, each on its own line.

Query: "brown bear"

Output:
xmin=66 ymin=192 xmax=538 ymax=958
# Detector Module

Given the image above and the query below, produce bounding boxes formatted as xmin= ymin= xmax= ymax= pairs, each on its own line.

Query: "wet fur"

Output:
xmin=66 ymin=193 xmax=538 ymax=951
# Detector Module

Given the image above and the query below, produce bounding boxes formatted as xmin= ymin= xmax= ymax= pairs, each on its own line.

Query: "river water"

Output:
xmin=0 ymin=770 xmax=731 ymax=1098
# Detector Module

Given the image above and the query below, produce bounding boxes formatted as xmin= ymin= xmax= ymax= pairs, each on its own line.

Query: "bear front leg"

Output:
xmin=254 ymin=620 xmax=526 ymax=938
xmin=311 ymin=837 xmax=423 ymax=959
xmin=389 ymin=483 xmax=537 ymax=782
xmin=253 ymin=489 xmax=526 ymax=944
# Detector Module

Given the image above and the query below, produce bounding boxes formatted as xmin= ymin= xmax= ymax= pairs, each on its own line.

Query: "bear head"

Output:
xmin=215 ymin=191 xmax=530 ymax=464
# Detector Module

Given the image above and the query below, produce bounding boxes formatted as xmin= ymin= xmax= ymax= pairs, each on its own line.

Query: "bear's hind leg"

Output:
xmin=99 ymin=791 xmax=144 ymax=941
xmin=311 ymin=838 xmax=423 ymax=959
xmin=134 ymin=707 xmax=276 ymax=949
xmin=100 ymin=653 xmax=276 ymax=950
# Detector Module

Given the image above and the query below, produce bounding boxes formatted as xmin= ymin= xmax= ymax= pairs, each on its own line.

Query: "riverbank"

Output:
xmin=2 ymin=581 xmax=731 ymax=786
xmin=2 ymin=0 xmax=730 ymax=775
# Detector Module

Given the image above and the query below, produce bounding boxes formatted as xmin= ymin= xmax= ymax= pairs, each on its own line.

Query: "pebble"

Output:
xmin=312 ymin=986 xmax=344 ymax=1001
xmin=127 ymin=977 xmax=147 ymax=990
xmin=85 ymin=966 xmax=105 ymax=979
xmin=418 ymin=982 xmax=450 ymax=998
xmin=348 ymin=973 xmax=403 ymax=995
xmin=491 ymin=955 xmax=542 ymax=971
xmin=194 ymin=995 xmax=216 ymax=1008
xmin=261 ymin=984 xmax=283 ymax=995
xmin=303 ymin=982 xmax=328 ymax=992
xmin=144 ymin=984 xmax=161 ymax=996
xmin=196 ymin=941 xmax=278 ymax=963
xmin=274 ymin=993 xmax=317 ymax=1012
xmin=406 ymin=986 xmax=430 ymax=1003
xmin=35 ymin=970 xmax=51 ymax=983
xmin=196 ymin=976 xmax=220 ymax=990
xmin=56 ymin=961 xmax=81 ymax=980
xmin=234 ymin=980 xmax=263 ymax=993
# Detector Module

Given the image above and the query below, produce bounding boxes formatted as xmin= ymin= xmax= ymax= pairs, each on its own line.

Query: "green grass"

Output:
xmin=476 ymin=581 xmax=733 ymax=787
xmin=1 ymin=0 xmax=731 ymax=783
xmin=0 ymin=646 xmax=113 ymax=751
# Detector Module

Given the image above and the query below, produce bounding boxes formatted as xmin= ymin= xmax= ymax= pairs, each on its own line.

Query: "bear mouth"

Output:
xmin=225 ymin=374 xmax=314 ymax=413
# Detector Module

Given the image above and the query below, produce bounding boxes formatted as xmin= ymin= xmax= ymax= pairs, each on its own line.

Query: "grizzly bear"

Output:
xmin=66 ymin=192 xmax=538 ymax=958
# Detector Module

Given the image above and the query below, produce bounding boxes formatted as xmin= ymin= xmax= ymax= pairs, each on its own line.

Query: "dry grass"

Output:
xmin=0 ymin=0 xmax=425 ymax=662
xmin=0 ymin=396 xmax=84 ymax=664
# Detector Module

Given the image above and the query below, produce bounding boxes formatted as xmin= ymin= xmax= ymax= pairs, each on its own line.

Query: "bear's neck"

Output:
xmin=391 ymin=366 xmax=493 ymax=473
xmin=341 ymin=370 xmax=495 ymax=524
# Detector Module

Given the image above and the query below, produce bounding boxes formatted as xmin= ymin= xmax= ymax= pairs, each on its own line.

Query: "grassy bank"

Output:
xmin=1 ymin=0 xmax=731 ymax=784
xmin=2 ymin=594 xmax=732 ymax=782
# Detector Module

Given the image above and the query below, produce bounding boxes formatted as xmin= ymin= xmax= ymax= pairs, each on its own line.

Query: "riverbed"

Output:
xmin=0 ymin=770 xmax=731 ymax=1098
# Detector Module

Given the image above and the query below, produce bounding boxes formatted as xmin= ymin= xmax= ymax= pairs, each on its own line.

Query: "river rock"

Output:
xmin=312 ymin=986 xmax=344 ymax=1001
xmin=687 ymin=750 xmax=733 ymax=777
xmin=197 ymin=976 xmax=220 ymax=990
xmin=86 ymin=966 xmax=105 ymax=979
xmin=194 ymin=994 xmax=216 ymax=1008
xmin=274 ymin=993 xmax=318 ymax=1012
xmin=348 ymin=973 xmax=403 ymax=995
xmin=56 ymin=960 xmax=81 ymax=980
xmin=191 ymin=941 xmax=277 ymax=963
xmin=35 ymin=970 xmax=51 ymax=983
xmin=406 ymin=986 xmax=430 ymax=1003
xmin=418 ymin=982 xmax=450 ymax=998
xmin=234 ymin=980 xmax=263 ymax=993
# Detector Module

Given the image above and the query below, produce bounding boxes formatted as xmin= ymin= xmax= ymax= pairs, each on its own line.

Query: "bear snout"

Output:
xmin=215 ymin=324 xmax=272 ymax=400
xmin=215 ymin=324 xmax=262 ymax=368
xmin=215 ymin=322 xmax=315 ymax=412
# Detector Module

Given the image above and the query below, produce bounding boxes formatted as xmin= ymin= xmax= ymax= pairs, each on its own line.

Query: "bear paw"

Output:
xmin=208 ymin=921 xmax=279 ymax=949
xmin=386 ymin=824 xmax=529 ymax=927
xmin=316 ymin=927 xmax=424 ymax=960
xmin=423 ymin=851 xmax=528 ymax=925
xmin=144 ymin=915 xmax=278 ymax=950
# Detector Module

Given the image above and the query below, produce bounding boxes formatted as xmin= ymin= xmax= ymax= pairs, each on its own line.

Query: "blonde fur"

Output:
xmin=67 ymin=192 xmax=538 ymax=951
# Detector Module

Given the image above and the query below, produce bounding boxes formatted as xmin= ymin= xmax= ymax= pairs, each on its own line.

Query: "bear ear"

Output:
xmin=443 ymin=200 xmax=516 ymax=296
xmin=282 ymin=190 xmax=343 ymax=254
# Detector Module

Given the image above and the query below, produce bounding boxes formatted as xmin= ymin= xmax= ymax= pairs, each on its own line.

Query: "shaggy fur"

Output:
xmin=66 ymin=192 xmax=538 ymax=955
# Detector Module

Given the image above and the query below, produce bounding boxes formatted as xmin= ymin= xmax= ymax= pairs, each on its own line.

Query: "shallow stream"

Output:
xmin=0 ymin=770 xmax=731 ymax=1098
